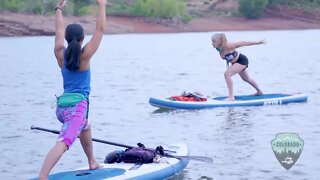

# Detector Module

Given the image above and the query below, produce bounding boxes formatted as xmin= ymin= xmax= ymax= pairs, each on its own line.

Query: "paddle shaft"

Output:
xmin=31 ymin=126 xmax=213 ymax=164
xmin=31 ymin=126 xmax=133 ymax=149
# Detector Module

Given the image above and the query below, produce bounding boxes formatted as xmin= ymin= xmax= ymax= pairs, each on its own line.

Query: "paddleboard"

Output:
xmin=149 ymin=93 xmax=308 ymax=110
xmin=30 ymin=143 xmax=189 ymax=180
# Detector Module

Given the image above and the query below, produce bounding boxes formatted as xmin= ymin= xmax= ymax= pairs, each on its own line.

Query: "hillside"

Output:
xmin=0 ymin=0 xmax=319 ymax=36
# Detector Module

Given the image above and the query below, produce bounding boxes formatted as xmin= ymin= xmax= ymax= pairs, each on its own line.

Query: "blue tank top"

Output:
xmin=61 ymin=55 xmax=91 ymax=99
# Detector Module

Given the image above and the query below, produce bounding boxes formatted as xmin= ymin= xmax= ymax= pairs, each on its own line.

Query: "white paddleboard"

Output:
xmin=30 ymin=143 xmax=189 ymax=180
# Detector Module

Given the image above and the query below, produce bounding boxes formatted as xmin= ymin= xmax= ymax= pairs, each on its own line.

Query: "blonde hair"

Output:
xmin=212 ymin=33 xmax=228 ymax=51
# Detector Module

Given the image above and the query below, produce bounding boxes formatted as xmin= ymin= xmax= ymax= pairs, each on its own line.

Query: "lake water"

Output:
xmin=0 ymin=30 xmax=320 ymax=180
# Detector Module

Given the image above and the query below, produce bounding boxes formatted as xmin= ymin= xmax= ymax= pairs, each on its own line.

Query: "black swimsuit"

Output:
xmin=233 ymin=54 xmax=249 ymax=67
xmin=217 ymin=48 xmax=249 ymax=67
xmin=224 ymin=51 xmax=238 ymax=62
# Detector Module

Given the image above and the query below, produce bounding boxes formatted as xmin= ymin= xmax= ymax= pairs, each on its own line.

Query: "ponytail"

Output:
xmin=65 ymin=39 xmax=82 ymax=70
xmin=220 ymin=33 xmax=227 ymax=49
xmin=64 ymin=23 xmax=84 ymax=70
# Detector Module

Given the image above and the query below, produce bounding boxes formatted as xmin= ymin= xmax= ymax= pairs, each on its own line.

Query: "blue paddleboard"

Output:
xmin=149 ymin=93 xmax=308 ymax=110
xmin=31 ymin=168 xmax=125 ymax=180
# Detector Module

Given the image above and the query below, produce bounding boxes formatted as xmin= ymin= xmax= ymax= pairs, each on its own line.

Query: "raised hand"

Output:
xmin=97 ymin=0 xmax=107 ymax=6
xmin=56 ymin=0 xmax=67 ymax=8
xmin=97 ymin=0 xmax=112 ymax=6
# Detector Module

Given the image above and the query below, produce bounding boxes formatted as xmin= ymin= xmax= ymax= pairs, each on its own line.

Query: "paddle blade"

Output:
xmin=164 ymin=153 xmax=213 ymax=164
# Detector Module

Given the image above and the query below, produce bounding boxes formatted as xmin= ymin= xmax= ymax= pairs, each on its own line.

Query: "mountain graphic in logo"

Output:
xmin=271 ymin=133 xmax=304 ymax=170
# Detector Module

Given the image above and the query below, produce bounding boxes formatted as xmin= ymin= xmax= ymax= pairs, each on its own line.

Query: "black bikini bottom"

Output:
xmin=233 ymin=53 xmax=249 ymax=67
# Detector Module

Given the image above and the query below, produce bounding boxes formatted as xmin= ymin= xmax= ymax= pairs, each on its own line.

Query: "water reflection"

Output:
xmin=167 ymin=170 xmax=188 ymax=180
xmin=198 ymin=176 xmax=213 ymax=180
xmin=215 ymin=108 xmax=255 ymax=178
xmin=152 ymin=107 xmax=176 ymax=114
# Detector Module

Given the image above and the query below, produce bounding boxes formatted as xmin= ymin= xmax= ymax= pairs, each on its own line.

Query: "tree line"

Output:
xmin=0 ymin=0 xmax=191 ymax=22
xmin=1 ymin=0 xmax=319 ymax=21
xmin=0 ymin=0 xmax=98 ymax=16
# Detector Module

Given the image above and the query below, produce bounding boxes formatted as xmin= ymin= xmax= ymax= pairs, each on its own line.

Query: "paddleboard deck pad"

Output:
xmin=149 ymin=93 xmax=308 ymax=110
xmin=31 ymin=143 xmax=188 ymax=180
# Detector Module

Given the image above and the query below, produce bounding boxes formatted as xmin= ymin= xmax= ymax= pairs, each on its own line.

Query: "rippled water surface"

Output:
xmin=1 ymin=30 xmax=320 ymax=180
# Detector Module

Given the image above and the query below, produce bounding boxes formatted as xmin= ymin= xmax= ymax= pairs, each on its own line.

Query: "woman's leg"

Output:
xmin=79 ymin=127 xmax=102 ymax=169
xmin=239 ymin=69 xmax=263 ymax=95
xmin=38 ymin=141 xmax=68 ymax=180
xmin=224 ymin=63 xmax=247 ymax=100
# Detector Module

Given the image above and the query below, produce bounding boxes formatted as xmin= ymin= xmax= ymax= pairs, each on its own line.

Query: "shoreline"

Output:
xmin=0 ymin=12 xmax=320 ymax=37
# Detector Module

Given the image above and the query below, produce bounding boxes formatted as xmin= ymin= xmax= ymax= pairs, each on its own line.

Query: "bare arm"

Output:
xmin=81 ymin=0 xmax=107 ymax=61
xmin=54 ymin=0 xmax=67 ymax=69
xmin=228 ymin=39 xmax=266 ymax=49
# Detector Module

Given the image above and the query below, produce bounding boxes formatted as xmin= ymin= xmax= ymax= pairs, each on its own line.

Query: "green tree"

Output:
xmin=130 ymin=0 xmax=191 ymax=23
xmin=238 ymin=0 xmax=268 ymax=19
xmin=22 ymin=0 xmax=43 ymax=14
xmin=0 ymin=0 xmax=22 ymax=12
xmin=73 ymin=0 xmax=95 ymax=16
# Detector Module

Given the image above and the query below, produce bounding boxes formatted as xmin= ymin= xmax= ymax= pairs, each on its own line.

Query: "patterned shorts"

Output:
xmin=56 ymin=100 xmax=90 ymax=148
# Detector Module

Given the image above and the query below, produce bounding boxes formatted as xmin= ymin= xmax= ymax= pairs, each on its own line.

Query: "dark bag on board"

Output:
xmin=104 ymin=143 xmax=164 ymax=164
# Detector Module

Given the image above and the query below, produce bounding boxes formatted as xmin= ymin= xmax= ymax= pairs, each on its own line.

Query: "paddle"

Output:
xmin=31 ymin=126 xmax=213 ymax=164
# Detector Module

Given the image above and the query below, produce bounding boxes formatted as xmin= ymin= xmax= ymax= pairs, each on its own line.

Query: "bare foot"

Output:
xmin=252 ymin=90 xmax=263 ymax=96
xmin=224 ymin=96 xmax=235 ymax=101
xmin=89 ymin=160 xmax=103 ymax=170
